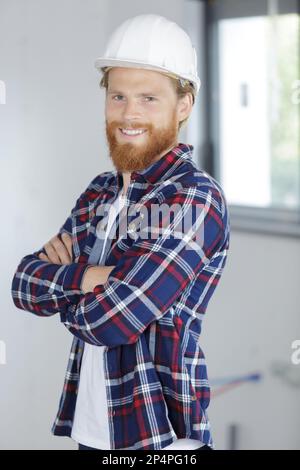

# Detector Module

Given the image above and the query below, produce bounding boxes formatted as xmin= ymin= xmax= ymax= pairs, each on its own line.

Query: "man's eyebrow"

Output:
xmin=107 ymin=90 xmax=159 ymax=96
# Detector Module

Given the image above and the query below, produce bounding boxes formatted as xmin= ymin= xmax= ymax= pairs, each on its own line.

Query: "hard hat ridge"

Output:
xmin=94 ymin=13 xmax=201 ymax=95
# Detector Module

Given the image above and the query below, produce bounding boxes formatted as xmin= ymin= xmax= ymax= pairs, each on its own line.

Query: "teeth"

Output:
xmin=121 ymin=128 xmax=145 ymax=135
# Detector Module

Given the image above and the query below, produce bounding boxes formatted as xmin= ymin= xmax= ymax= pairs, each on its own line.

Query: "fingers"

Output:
xmin=40 ymin=233 xmax=73 ymax=264
xmin=52 ymin=233 xmax=73 ymax=264
xmin=38 ymin=252 xmax=51 ymax=262
xmin=61 ymin=232 xmax=73 ymax=260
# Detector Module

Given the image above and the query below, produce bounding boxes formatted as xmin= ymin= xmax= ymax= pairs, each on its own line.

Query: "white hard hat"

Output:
xmin=94 ymin=14 xmax=201 ymax=95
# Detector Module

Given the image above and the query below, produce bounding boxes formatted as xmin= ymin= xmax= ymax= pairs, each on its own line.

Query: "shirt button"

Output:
xmin=191 ymin=395 xmax=197 ymax=401
xmin=128 ymin=222 xmax=136 ymax=231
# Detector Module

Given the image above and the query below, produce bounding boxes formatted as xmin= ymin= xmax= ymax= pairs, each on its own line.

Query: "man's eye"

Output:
xmin=112 ymin=95 xmax=156 ymax=101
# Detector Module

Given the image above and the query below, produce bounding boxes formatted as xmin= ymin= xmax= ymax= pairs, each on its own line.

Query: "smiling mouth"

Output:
xmin=118 ymin=128 xmax=148 ymax=138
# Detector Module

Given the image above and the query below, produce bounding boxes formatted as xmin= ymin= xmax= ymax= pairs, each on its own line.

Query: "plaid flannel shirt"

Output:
xmin=11 ymin=142 xmax=230 ymax=450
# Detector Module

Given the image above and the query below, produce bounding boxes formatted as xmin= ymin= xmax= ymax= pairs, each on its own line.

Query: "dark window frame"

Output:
xmin=203 ymin=0 xmax=300 ymax=238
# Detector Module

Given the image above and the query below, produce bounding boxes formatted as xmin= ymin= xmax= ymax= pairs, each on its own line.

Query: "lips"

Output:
xmin=118 ymin=128 xmax=147 ymax=138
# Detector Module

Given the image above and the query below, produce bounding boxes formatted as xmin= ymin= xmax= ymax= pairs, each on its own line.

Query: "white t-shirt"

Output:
xmin=71 ymin=190 xmax=204 ymax=450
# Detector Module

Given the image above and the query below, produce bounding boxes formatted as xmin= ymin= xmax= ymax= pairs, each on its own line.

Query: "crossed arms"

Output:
xmin=38 ymin=231 xmax=115 ymax=294
xmin=11 ymin=182 xmax=225 ymax=348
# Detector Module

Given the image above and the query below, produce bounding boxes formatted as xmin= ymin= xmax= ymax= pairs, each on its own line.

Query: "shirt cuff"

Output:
xmin=62 ymin=262 xmax=91 ymax=303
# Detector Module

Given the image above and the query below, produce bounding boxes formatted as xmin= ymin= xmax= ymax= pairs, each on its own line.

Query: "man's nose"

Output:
xmin=122 ymin=99 xmax=141 ymax=120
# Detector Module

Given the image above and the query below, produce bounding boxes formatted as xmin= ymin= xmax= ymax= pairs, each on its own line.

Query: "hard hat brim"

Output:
xmin=94 ymin=57 xmax=200 ymax=94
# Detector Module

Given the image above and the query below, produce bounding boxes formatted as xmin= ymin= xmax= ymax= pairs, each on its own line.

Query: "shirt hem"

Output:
xmin=70 ymin=431 xmax=110 ymax=450
xmin=52 ymin=425 xmax=213 ymax=450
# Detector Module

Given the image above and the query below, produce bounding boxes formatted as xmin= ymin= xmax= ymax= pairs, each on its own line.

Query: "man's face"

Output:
xmin=105 ymin=67 xmax=190 ymax=173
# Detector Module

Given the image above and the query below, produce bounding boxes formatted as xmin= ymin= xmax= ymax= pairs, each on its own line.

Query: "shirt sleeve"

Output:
xmin=60 ymin=185 xmax=228 ymax=347
xmin=10 ymin=177 xmax=98 ymax=317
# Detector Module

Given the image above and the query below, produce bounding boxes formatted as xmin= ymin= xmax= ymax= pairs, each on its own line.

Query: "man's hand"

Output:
xmin=81 ymin=265 xmax=115 ymax=294
xmin=37 ymin=232 xmax=116 ymax=293
xmin=38 ymin=232 xmax=73 ymax=264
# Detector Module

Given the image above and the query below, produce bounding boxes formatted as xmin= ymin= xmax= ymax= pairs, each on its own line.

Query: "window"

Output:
xmin=206 ymin=0 xmax=300 ymax=236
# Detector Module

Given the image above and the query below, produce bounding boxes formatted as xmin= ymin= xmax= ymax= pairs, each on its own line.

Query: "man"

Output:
xmin=11 ymin=14 xmax=230 ymax=451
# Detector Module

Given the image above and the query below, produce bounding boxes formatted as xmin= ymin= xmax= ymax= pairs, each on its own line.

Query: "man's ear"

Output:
xmin=177 ymin=93 xmax=193 ymax=122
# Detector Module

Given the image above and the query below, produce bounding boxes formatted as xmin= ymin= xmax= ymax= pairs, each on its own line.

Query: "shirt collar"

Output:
xmin=115 ymin=142 xmax=194 ymax=189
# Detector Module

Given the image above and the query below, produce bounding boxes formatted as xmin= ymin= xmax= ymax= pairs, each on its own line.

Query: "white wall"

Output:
xmin=202 ymin=231 xmax=300 ymax=449
xmin=1 ymin=0 xmax=300 ymax=450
